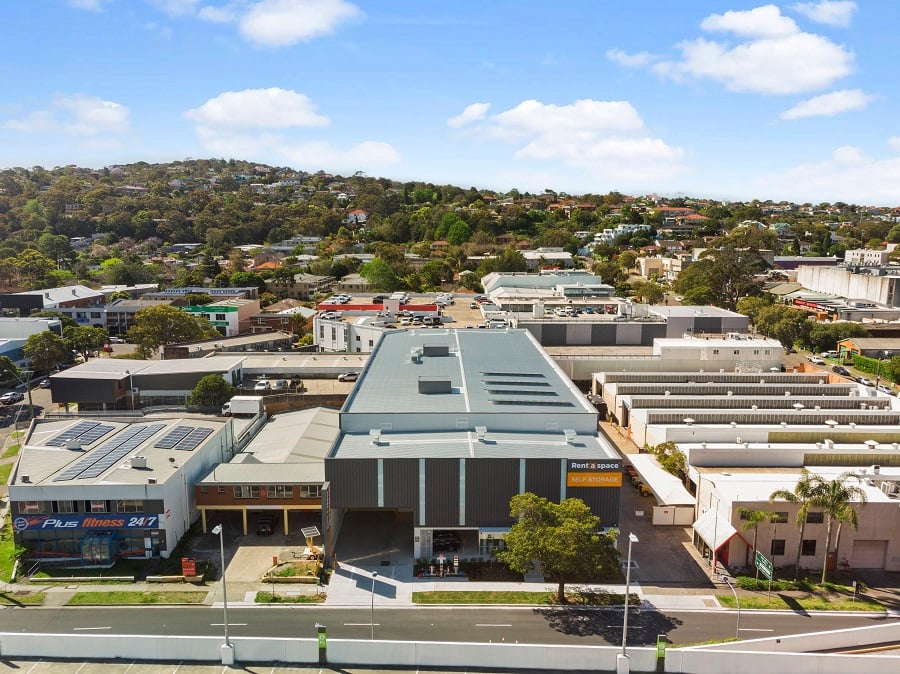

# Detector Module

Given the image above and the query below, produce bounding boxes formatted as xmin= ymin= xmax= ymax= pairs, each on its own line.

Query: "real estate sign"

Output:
xmin=566 ymin=459 xmax=623 ymax=488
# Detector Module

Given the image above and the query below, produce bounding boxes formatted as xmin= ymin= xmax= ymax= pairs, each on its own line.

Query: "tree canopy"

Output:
xmin=498 ymin=492 xmax=618 ymax=603
xmin=23 ymin=331 xmax=71 ymax=373
xmin=128 ymin=305 xmax=220 ymax=358
xmin=187 ymin=374 xmax=235 ymax=407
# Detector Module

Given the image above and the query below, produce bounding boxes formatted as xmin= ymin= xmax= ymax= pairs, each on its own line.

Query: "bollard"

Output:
xmin=316 ymin=623 xmax=327 ymax=664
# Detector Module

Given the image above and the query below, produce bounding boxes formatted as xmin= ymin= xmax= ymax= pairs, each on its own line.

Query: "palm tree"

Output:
xmin=770 ymin=469 xmax=817 ymax=578
xmin=737 ymin=508 xmax=777 ymax=576
xmin=807 ymin=472 xmax=868 ymax=584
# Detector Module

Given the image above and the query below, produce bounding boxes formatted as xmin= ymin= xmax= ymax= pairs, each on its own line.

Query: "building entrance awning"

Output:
xmin=692 ymin=508 xmax=738 ymax=552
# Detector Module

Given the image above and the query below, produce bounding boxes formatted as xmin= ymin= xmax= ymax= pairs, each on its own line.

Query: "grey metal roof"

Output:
xmin=332 ymin=429 xmax=617 ymax=460
xmin=344 ymin=329 xmax=592 ymax=415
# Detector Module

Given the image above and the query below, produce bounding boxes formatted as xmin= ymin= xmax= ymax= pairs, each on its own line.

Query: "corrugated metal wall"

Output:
xmin=424 ymin=458 xmax=459 ymax=527
xmin=525 ymin=459 xmax=561 ymax=502
xmin=383 ymin=458 xmax=418 ymax=511
xmin=325 ymin=459 xmax=378 ymax=508
xmin=465 ymin=458 xmax=518 ymax=527
xmin=567 ymin=485 xmax=621 ymax=527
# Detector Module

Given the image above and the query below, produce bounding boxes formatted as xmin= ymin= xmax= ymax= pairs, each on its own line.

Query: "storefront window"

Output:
xmin=116 ymin=499 xmax=143 ymax=513
xmin=21 ymin=501 xmax=41 ymax=514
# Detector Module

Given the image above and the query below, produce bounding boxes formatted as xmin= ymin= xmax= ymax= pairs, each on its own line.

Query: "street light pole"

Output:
xmin=212 ymin=524 xmax=230 ymax=647
xmin=722 ymin=575 xmax=741 ymax=639
xmin=621 ymin=533 xmax=639 ymax=657
xmin=370 ymin=571 xmax=378 ymax=640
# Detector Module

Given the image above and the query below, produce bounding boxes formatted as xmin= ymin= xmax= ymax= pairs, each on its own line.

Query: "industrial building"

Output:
xmin=324 ymin=328 xmax=621 ymax=559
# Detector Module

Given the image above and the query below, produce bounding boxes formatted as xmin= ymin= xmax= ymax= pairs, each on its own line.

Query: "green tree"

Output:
xmin=421 ymin=260 xmax=453 ymax=288
xmin=497 ymin=492 xmax=619 ymax=603
xmin=806 ymin=322 xmax=868 ymax=353
xmin=128 ymin=305 xmax=220 ymax=358
xmin=229 ymin=271 xmax=267 ymax=290
xmin=674 ymin=245 xmax=768 ymax=310
xmin=737 ymin=508 xmax=777 ymax=572
xmin=648 ymin=441 xmax=687 ymax=481
xmin=360 ymin=258 xmax=400 ymax=291
xmin=0 ymin=356 xmax=21 ymax=386
xmin=187 ymin=374 xmax=235 ymax=407
xmin=63 ymin=325 xmax=108 ymax=361
xmin=770 ymin=469 xmax=820 ymax=578
xmin=447 ymin=219 xmax=472 ymax=245
xmin=630 ymin=280 xmax=665 ymax=304
xmin=807 ymin=472 xmax=867 ymax=583
xmin=23 ymin=331 xmax=71 ymax=373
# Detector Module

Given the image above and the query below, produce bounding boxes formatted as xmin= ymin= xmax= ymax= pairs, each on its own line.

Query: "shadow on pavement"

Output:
xmin=534 ymin=605 xmax=683 ymax=646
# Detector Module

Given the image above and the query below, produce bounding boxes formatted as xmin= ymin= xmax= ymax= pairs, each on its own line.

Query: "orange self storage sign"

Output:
xmin=566 ymin=459 xmax=622 ymax=488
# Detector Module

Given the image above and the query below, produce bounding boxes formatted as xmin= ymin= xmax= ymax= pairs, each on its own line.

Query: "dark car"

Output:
xmin=433 ymin=530 xmax=461 ymax=552
xmin=255 ymin=516 xmax=274 ymax=536
xmin=832 ymin=365 xmax=851 ymax=376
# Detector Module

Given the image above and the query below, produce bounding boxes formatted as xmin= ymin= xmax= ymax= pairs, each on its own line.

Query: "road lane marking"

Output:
xmin=475 ymin=624 xmax=512 ymax=627
xmin=740 ymin=628 xmax=774 ymax=632
xmin=344 ymin=623 xmax=380 ymax=626
xmin=211 ymin=623 xmax=247 ymax=627
xmin=73 ymin=626 xmax=111 ymax=631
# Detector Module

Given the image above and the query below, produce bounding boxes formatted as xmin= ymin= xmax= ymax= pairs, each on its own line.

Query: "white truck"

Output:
xmin=221 ymin=395 xmax=265 ymax=417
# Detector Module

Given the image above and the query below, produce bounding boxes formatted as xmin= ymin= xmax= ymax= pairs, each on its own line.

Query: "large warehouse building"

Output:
xmin=324 ymin=328 xmax=621 ymax=559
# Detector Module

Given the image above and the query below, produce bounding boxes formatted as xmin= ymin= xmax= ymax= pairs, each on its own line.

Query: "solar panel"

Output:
xmin=154 ymin=426 xmax=194 ymax=449
xmin=46 ymin=421 xmax=99 ymax=446
xmin=53 ymin=423 xmax=165 ymax=481
xmin=76 ymin=425 xmax=115 ymax=444
xmin=173 ymin=427 xmax=212 ymax=451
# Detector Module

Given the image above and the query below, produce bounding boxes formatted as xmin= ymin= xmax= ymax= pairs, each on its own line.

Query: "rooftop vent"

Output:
xmin=418 ymin=376 xmax=451 ymax=394
xmin=65 ymin=440 xmax=83 ymax=451
xmin=563 ymin=429 xmax=576 ymax=444
xmin=475 ymin=426 xmax=487 ymax=441
xmin=872 ymin=465 xmax=881 ymax=474
xmin=369 ymin=429 xmax=382 ymax=446
xmin=865 ymin=440 xmax=878 ymax=449
xmin=422 ymin=344 xmax=450 ymax=357
xmin=824 ymin=438 xmax=835 ymax=448
xmin=131 ymin=456 xmax=147 ymax=469
xmin=148 ymin=477 xmax=157 ymax=484
xmin=20 ymin=474 xmax=29 ymax=483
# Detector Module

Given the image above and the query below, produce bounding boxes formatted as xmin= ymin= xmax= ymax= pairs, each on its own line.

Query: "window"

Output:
xmin=713 ymin=349 xmax=720 ymax=355
xmin=88 ymin=500 xmax=108 ymax=513
xmin=753 ymin=349 xmax=759 ymax=355
xmin=801 ymin=539 xmax=817 ymax=556
xmin=805 ymin=511 xmax=824 ymax=524
xmin=200 ymin=486 xmax=209 ymax=493
xmin=218 ymin=486 xmax=225 ymax=493
xmin=53 ymin=500 xmax=77 ymax=513
xmin=215 ymin=313 xmax=227 ymax=321
xmin=234 ymin=485 xmax=261 ymax=499
xmin=91 ymin=311 xmax=102 ymax=318
xmin=300 ymin=484 xmax=321 ymax=498
xmin=772 ymin=512 xmax=788 ymax=523
xmin=331 ymin=327 xmax=336 ymax=341
xmin=21 ymin=501 xmax=41 ymax=514
xmin=266 ymin=485 xmax=293 ymax=498
xmin=771 ymin=539 xmax=785 ymax=556
xmin=117 ymin=499 xmax=143 ymax=513
xmin=733 ymin=350 xmax=740 ymax=355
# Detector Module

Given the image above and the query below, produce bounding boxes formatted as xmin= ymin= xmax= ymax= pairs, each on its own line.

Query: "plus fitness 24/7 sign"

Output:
xmin=12 ymin=514 xmax=161 ymax=531
xmin=566 ymin=459 xmax=623 ymax=488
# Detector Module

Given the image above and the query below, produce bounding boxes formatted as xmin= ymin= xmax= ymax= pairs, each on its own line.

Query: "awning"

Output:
xmin=692 ymin=508 xmax=738 ymax=552
xmin=627 ymin=454 xmax=696 ymax=506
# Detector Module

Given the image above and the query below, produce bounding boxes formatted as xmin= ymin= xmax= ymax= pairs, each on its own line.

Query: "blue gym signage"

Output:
xmin=12 ymin=514 xmax=161 ymax=531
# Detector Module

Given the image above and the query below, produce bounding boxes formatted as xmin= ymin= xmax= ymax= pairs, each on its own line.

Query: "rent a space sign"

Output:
xmin=566 ymin=459 xmax=622 ymax=488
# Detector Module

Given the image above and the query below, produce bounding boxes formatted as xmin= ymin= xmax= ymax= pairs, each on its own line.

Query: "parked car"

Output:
xmin=255 ymin=516 xmax=274 ymax=536
xmin=253 ymin=380 xmax=270 ymax=391
xmin=0 ymin=391 xmax=24 ymax=405
xmin=807 ymin=355 xmax=826 ymax=365
xmin=432 ymin=531 xmax=461 ymax=552
xmin=109 ymin=336 xmax=126 ymax=344
xmin=337 ymin=372 xmax=359 ymax=382
xmin=38 ymin=378 xmax=51 ymax=389
xmin=820 ymin=350 xmax=839 ymax=358
xmin=270 ymin=379 xmax=288 ymax=391
xmin=832 ymin=365 xmax=851 ymax=376
xmin=876 ymin=383 xmax=894 ymax=395
xmin=855 ymin=376 xmax=875 ymax=387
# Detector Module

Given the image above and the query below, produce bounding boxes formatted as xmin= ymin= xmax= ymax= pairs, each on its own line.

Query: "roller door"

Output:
xmin=851 ymin=540 xmax=887 ymax=569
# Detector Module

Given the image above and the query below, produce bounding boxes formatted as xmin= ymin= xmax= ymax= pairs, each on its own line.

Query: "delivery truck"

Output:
xmin=221 ymin=395 xmax=265 ymax=417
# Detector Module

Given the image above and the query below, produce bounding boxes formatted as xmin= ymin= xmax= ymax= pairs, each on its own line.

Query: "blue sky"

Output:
xmin=3 ymin=1 xmax=900 ymax=205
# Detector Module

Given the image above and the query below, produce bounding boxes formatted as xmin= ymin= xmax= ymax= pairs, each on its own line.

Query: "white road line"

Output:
xmin=72 ymin=626 xmax=111 ymax=631
xmin=210 ymin=623 xmax=247 ymax=627
xmin=740 ymin=628 xmax=775 ymax=632
xmin=344 ymin=622 xmax=379 ymax=626
xmin=475 ymin=623 xmax=512 ymax=627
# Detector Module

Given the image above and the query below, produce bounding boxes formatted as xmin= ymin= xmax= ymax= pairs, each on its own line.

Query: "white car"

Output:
xmin=337 ymin=372 xmax=358 ymax=382
xmin=807 ymin=356 xmax=826 ymax=365
xmin=0 ymin=391 xmax=24 ymax=405
xmin=877 ymin=383 xmax=894 ymax=395
xmin=253 ymin=380 xmax=270 ymax=391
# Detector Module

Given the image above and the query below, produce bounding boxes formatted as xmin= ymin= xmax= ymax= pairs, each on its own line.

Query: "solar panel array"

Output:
xmin=46 ymin=421 xmax=115 ymax=447
xmin=154 ymin=426 xmax=212 ymax=451
xmin=53 ymin=423 xmax=166 ymax=482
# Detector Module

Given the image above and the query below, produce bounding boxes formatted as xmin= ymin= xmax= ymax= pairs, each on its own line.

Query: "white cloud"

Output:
xmin=447 ymin=102 xmax=491 ymax=128
xmin=700 ymin=4 xmax=799 ymax=38
xmin=755 ymin=142 xmax=900 ymax=204
xmin=185 ymin=87 xmax=330 ymax=128
xmin=4 ymin=95 xmax=130 ymax=136
xmin=654 ymin=6 xmax=854 ymax=95
xmin=464 ymin=99 xmax=685 ymax=184
xmin=239 ymin=0 xmax=362 ymax=47
xmin=197 ymin=4 xmax=237 ymax=23
xmin=780 ymin=88 xmax=872 ymax=119
xmin=792 ymin=1 xmax=856 ymax=27
xmin=888 ymin=136 xmax=900 ymax=152
xmin=605 ymin=48 xmax=657 ymax=67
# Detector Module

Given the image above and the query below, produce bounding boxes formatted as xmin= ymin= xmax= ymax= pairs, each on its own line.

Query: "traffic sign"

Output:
xmin=755 ymin=550 xmax=773 ymax=580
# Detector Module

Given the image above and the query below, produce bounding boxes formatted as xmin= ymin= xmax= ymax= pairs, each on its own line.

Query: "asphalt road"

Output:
xmin=1 ymin=605 xmax=891 ymax=646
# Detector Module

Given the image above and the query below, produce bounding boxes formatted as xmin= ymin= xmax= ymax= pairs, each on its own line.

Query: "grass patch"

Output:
xmin=255 ymin=591 xmax=326 ymax=604
xmin=718 ymin=593 xmax=884 ymax=612
xmin=66 ymin=591 xmax=208 ymax=605
xmin=2 ymin=443 xmax=21 ymax=459
xmin=412 ymin=590 xmax=633 ymax=605
xmin=0 ymin=517 xmax=18 ymax=583
xmin=0 ymin=463 xmax=12 ymax=486
xmin=0 ymin=591 xmax=45 ymax=605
